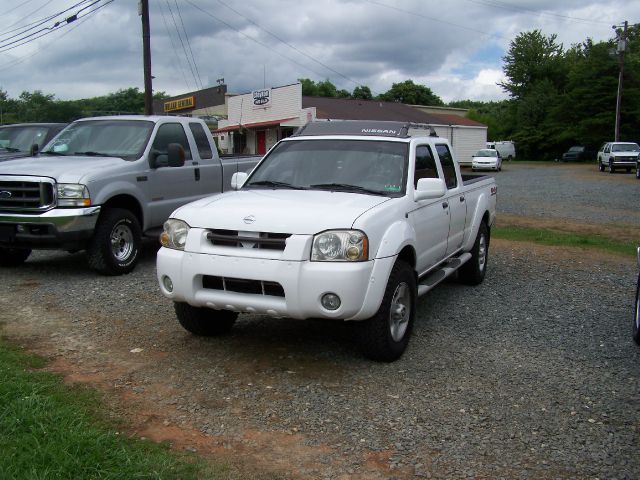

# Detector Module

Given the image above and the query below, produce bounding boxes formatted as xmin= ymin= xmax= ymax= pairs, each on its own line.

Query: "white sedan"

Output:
xmin=472 ymin=149 xmax=502 ymax=171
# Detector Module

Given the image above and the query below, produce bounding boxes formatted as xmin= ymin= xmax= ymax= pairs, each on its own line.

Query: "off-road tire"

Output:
xmin=599 ymin=161 xmax=605 ymax=172
xmin=87 ymin=208 xmax=141 ymax=275
xmin=609 ymin=161 xmax=615 ymax=174
xmin=458 ymin=221 xmax=489 ymax=285
xmin=0 ymin=247 xmax=31 ymax=267
xmin=357 ymin=260 xmax=416 ymax=362
xmin=174 ymin=302 xmax=237 ymax=336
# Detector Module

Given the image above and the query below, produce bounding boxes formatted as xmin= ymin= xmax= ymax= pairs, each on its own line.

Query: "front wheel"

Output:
xmin=175 ymin=302 xmax=237 ymax=336
xmin=599 ymin=160 xmax=605 ymax=172
xmin=609 ymin=160 xmax=615 ymax=174
xmin=633 ymin=275 xmax=640 ymax=345
xmin=0 ymin=247 xmax=31 ymax=267
xmin=458 ymin=222 xmax=489 ymax=285
xmin=87 ymin=208 xmax=141 ymax=275
xmin=636 ymin=167 xmax=640 ymax=179
xmin=357 ymin=260 xmax=416 ymax=362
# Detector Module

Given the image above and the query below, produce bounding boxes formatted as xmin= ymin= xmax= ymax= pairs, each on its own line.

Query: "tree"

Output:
xmin=352 ymin=85 xmax=373 ymax=100
xmin=378 ymin=80 xmax=443 ymax=106
xmin=500 ymin=30 xmax=565 ymax=99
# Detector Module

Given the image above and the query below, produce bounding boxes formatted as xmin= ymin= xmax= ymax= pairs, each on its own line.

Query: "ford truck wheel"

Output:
xmin=174 ymin=302 xmax=238 ymax=336
xmin=0 ymin=247 xmax=31 ymax=267
xmin=357 ymin=260 xmax=416 ymax=362
xmin=87 ymin=208 xmax=141 ymax=275
xmin=458 ymin=222 xmax=489 ymax=285
xmin=609 ymin=161 xmax=615 ymax=174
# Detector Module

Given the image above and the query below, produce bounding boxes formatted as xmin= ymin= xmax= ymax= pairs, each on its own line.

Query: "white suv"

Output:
xmin=597 ymin=142 xmax=640 ymax=174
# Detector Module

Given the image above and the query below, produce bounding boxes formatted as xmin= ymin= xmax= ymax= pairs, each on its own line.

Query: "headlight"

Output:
xmin=160 ymin=219 xmax=190 ymax=250
xmin=311 ymin=230 xmax=368 ymax=262
xmin=56 ymin=183 xmax=90 ymax=207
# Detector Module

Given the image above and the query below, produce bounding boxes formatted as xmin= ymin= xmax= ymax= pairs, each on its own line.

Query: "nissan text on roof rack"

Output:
xmin=157 ymin=120 xmax=497 ymax=361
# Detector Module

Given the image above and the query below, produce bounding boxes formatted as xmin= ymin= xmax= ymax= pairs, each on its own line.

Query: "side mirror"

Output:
xmin=30 ymin=143 xmax=39 ymax=156
xmin=414 ymin=178 xmax=446 ymax=202
xmin=168 ymin=143 xmax=185 ymax=167
xmin=231 ymin=172 xmax=248 ymax=190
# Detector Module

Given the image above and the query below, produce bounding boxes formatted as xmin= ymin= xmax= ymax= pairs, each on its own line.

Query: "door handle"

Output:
xmin=460 ymin=196 xmax=465 ymax=202
xmin=194 ymin=167 xmax=200 ymax=181
xmin=442 ymin=202 xmax=449 ymax=209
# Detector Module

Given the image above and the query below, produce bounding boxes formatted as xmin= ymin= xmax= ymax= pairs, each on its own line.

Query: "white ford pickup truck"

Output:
xmin=157 ymin=121 xmax=497 ymax=361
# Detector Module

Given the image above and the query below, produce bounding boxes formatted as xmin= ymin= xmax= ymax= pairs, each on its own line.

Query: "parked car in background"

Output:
xmin=472 ymin=149 xmax=502 ymax=171
xmin=0 ymin=123 xmax=66 ymax=161
xmin=597 ymin=142 xmax=640 ymax=173
xmin=561 ymin=145 xmax=595 ymax=162
xmin=486 ymin=140 xmax=515 ymax=161
xmin=634 ymin=247 xmax=640 ymax=345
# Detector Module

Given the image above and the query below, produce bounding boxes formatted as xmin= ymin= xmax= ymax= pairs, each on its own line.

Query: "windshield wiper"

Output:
xmin=74 ymin=151 xmax=110 ymax=156
xmin=309 ymin=183 xmax=385 ymax=195
xmin=245 ymin=180 xmax=307 ymax=190
xmin=1 ymin=147 xmax=21 ymax=153
xmin=40 ymin=150 xmax=66 ymax=156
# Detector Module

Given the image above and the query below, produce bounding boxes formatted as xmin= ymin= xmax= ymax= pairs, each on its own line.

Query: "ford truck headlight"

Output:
xmin=311 ymin=230 xmax=368 ymax=262
xmin=56 ymin=183 xmax=90 ymax=207
xmin=160 ymin=219 xmax=190 ymax=250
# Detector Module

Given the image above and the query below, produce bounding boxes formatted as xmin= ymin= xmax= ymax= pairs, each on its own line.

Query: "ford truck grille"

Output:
xmin=0 ymin=176 xmax=55 ymax=212
xmin=206 ymin=229 xmax=291 ymax=251
xmin=202 ymin=275 xmax=285 ymax=297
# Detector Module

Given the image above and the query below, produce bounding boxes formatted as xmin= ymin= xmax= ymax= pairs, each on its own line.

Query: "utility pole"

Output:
xmin=140 ymin=0 xmax=153 ymax=115
xmin=613 ymin=20 xmax=628 ymax=142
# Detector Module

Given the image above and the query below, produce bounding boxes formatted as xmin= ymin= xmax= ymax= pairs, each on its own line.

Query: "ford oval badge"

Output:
xmin=0 ymin=191 xmax=11 ymax=199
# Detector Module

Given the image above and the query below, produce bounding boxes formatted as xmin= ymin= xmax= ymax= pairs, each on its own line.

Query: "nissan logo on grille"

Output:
xmin=0 ymin=190 xmax=12 ymax=199
xmin=243 ymin=215 xmax=256 ymax=224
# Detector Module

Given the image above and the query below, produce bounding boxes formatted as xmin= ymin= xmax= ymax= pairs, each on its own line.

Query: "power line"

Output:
xmin=158 ymin=0 xmax=193 ymax=91
xmin=184 ymin=0 xmax=344 ymax=87
xmin=462 ymin=0 xmax=612 ymax=26
xmin=165 ymin=0 xmax=200 ymax=90
xmin=0 ymin=0 xmax=102 ymax=52
xmin=174 ymin=0 xmax=204 ymax=89
xmin=1 ymin=0 xmax=54 ymax=35
xmin=214 ymin=0 xmax=364 ymax=88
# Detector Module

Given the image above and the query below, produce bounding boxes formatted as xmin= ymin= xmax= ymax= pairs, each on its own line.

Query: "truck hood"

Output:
xmin=0 ymin=155 xmax=126 ymax=183
xmin=174 ymin=190 xmax=391 ymax=234
xmin=0 ymin=151 xmax=30 ymax=161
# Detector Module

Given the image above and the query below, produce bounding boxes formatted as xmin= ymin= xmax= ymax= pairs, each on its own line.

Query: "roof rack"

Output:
xmin=292 ymin=120 xmax=438 ymax=138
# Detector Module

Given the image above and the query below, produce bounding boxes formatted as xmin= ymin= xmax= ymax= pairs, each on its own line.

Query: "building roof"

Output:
xmin=302 ymin=96 xmax=485 ymax=127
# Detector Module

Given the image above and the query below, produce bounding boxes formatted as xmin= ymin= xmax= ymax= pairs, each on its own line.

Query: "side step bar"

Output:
xmin=417 ymin=252 xmax=472 ymax=296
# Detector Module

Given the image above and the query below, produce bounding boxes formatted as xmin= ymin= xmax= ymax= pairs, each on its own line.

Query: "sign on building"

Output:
xmin=252 ymin=88 xmax=272 ymax=109
xmin=164 ymin=96 xmax=195 ymax=112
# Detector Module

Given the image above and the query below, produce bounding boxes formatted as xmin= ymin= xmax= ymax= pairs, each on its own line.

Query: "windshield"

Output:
xmin=42 ymin=120 xmax=154 ymax=160
xmin=245 ymin=139 xmax=408 ymax=196
xmin=612 ymin=143 xmax=640 ymax=152
xmin=0 ymin=125 xmax=51 ymax=152
xmin=568 ymin=146 xmax=584 ymax=152
xmin=474 ymin=149 xmax=497 ymax=157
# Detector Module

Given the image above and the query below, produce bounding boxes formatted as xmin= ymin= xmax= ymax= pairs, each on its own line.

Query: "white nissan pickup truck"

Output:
xmin=157 ymin=121 xmax=497 ymax=361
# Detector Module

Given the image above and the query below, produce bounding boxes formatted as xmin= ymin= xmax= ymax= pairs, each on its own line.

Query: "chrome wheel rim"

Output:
xmin=389 ymin=282 xmax=411 ymax=342
xmin=478 ymin=234 xmax=487 ymax=272
xmin=110 ymin=223 xmax=134 ymax=261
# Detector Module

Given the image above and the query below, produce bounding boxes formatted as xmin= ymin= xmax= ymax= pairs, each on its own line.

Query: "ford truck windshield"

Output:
xmin=42 ymin=120 xmax=154 ymax=161
xmin=245 ymin=139 xmax=408 ymax=196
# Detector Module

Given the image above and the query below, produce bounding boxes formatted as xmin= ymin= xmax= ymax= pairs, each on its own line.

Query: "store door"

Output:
xmin=256 ymin=130 xmax=266 ymax=155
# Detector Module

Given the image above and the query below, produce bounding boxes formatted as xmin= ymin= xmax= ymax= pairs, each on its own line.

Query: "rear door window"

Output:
xmin=435 ymin=144 xmax=457 ymax=189
xmin=189 ymin=123 xmax=213 ymax=159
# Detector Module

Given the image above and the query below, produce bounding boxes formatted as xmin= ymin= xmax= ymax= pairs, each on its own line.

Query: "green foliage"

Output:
xmin=0 ymin=338 xmax=227 ymax=479
xmin=377 ymin=79 xmax=444 ymax=106
xmin=352 ymin=85 xmax=373 ymax=100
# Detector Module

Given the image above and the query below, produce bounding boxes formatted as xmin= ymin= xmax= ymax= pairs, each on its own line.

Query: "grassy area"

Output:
xmin=0 ymin=337 xmax=233 ymax=480
xmin=492 ymin=225 xmax=637 ymax=257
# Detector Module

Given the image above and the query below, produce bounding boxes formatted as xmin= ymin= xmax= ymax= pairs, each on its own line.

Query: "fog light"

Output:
xmin=162 ymin=275 xmax=173 ymax=293
xmin=321 ymin=293 xmax=341 ymax=311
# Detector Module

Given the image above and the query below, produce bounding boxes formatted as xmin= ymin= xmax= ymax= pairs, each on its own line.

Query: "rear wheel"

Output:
xmin=458 ymin=222 xmax=489 ymax=285
xmin=633 ymin=275 xmax=640 ymax=345
xmin=174 ymin=302 xmax=237 ymax=336
xmin=0 ymin=247 xmax=31 ymax=267
xmin=357 ymin=260 xmax=416 ymax=362
xmin=599 ymin=160 xmax=605 ymax=172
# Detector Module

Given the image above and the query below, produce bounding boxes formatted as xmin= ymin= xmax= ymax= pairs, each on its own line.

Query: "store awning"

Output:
xmin=214 ymin=117 xmax=298 ymax=133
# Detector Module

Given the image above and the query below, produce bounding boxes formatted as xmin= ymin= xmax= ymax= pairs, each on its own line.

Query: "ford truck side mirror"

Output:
xmin=414 ymin=178 xmax=446 ymax=201
xmin=231 ymin=172 xmax=248 ymax=190
xmin=167 ymin=143 xmax=185 ymax=167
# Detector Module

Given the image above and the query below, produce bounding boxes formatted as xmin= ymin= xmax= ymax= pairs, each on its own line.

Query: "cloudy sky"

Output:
xmin=1 ymin=0 xmax=637 ymax=103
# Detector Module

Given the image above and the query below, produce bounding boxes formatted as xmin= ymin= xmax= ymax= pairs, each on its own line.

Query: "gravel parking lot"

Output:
xmin=1 ymin=162 xmax=638 ymax=479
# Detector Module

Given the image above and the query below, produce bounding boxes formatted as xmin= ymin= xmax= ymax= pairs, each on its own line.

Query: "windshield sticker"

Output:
xmin=384 ymin=185 xmax=401 ymax=192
